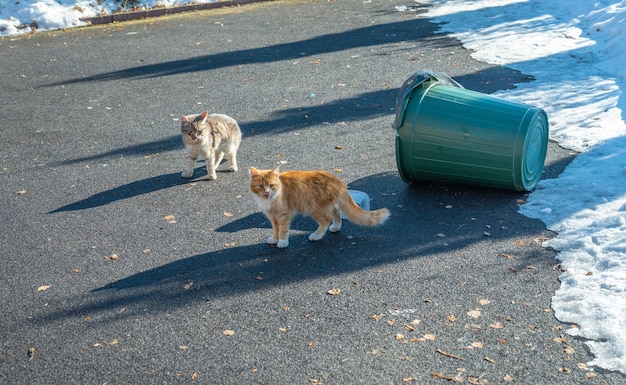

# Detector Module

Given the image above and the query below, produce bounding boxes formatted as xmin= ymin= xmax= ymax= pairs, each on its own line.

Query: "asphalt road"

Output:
xmin=1 ymin=0 xmax=624 ymax=384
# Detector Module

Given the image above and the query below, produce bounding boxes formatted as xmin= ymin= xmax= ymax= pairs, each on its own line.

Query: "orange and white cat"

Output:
xmin=249 ymin=167 xmax=390 ymax=248
xmin=180 ymin=111 xmax=242 ymax=180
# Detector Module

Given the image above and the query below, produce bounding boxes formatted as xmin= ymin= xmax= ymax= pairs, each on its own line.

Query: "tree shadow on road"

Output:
xmin=41 ymin=18 xmax=441 ymax=86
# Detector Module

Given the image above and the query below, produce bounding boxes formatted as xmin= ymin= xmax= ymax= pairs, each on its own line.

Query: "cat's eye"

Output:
xmin=269 ymin=184 xmax=276 ymax=189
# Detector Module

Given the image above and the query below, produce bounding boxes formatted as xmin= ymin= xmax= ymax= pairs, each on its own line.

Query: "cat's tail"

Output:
xmin=338 ymin=191 xmax=390 ymax=227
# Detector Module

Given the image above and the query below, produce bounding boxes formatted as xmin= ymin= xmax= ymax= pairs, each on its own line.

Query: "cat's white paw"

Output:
xmin=277 ymin=239 xmax=289 ymax=248
xmin=207 ymin=173 xmax=217 ymax=180
xmin=181 ymin=171 xmax=193 ymax=178
xmin=329 ymin=222 xmax=342 ymax=232
xmin=267 ymin=237 xmax=278 ymax=245
xmin=229 ymin=166 xmax=238 ymax=172
xmin=308 ymin=232 xmax=325 ymax=242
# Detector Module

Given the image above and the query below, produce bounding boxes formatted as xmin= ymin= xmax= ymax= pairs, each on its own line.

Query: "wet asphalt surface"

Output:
xmin=1 ymin=0 xmax=625 ymax=384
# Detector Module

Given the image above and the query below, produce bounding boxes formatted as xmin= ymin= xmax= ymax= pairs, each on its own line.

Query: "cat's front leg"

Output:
xmin=181 ymin=156 xmax=197 ymax=178
xmin=205 ymin=152 xmax=218 ymax=180
xmin=267 ymin=236 xmax=289 ymax=248
xmin=267 ymin=218 xmax=280 ymax=245
xmin=269 ymin=218 xmax=289 ymax=248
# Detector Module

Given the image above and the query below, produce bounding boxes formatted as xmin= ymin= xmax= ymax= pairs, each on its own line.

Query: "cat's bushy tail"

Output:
xmin=339 ymin=191 xmax=389 ymax=226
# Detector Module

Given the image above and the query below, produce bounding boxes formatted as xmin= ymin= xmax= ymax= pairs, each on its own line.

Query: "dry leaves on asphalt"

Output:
xmin=489 ymin=322 xmax=504 ymax=329
xmin=162 ymin=214 xmax=176 ymax=224
xmin=467 ymin=310 xmax=481 ymax=318
xmin=327 ymin=288 xmax=341 ymax=296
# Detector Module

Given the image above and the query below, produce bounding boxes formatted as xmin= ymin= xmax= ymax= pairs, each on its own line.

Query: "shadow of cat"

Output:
xmin=48 ymin=171 xmax=187 ymax=213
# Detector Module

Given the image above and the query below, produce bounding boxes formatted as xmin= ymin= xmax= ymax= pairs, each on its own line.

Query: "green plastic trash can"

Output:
xmin=394 ymin=70 xmax=549 ymax=192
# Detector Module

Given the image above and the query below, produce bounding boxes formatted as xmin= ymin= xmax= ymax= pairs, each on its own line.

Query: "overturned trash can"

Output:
xmin=394 ymin=70 xmax=548 ymax=192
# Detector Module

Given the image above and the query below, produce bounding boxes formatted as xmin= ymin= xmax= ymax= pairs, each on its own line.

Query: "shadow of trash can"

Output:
xmin=394 ymin=70 xmax=548 ymax=192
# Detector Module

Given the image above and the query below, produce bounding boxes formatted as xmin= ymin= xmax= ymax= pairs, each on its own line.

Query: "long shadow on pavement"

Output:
xmin=40 ymin=18 xmax=441 ymax=86
xmin=49 ymin=171 xmax=184 ymax=213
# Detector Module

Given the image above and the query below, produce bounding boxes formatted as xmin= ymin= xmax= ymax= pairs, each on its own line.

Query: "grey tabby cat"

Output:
xmin=179 ymin=111 xmax=242 ymax=180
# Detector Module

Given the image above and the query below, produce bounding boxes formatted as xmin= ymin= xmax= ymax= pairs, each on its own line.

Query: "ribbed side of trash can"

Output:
xmin=395 ymin=71 xmax=548 ymax=192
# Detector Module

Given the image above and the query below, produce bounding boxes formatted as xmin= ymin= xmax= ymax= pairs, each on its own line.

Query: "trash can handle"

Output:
xmin=394 ymin=70 xmax=464 ymax=129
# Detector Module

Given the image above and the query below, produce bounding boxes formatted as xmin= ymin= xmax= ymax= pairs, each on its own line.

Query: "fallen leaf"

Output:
xmin=278 ymin=327 xmax=287 ymax=333
xmin=163 ymin=214 xmax=176 ymax=223
xmin=327 ymin=288 xmax=341 ymax=296
xmin=431 ymin=372 xmax=455 ymax=381
xmin=191 ymin=372 xmax=198 ymax=380
xmin=335 ymin=145 xmax=345 ymax=149
xmin=108 ymin=339 xmax=118 ymax=346
xmin=395 ymin=333 xmax=405 ymax=341
xmin=223 ymin=212 xmax=234 ymax=217
xmin=484 ymin=357 xmax=495 ymax=363
xmin=92 ymin=343 xmax=103 ymax=347
xmin=479 ymin=299 xmax=491 ymax=305
xmin=183 ymin=282 xmax=193 ymax=290
xmin=564 ymin=346 xmax=575 ymax=354
xmin=223 ymin=330 xmax=235 ymax=336
xmin=15 ymin=189 xmax=27 ymax=195
xmin=37 ymin=285 xmax=51 ymax=292
xmin=108 ymin=253 xmax=119 ymax=260
xmin=468 ymin=377 xmax=489 ymax=385
xmin=503 ymin=374 xmax=514 ymax=382
xmin=467 ymin=310 xmax=481 ymax=318
xmin=472 ymin=342 xmax=484 ymax=348
xmin=490 ymin=322 xmax=504 ymax=329
xmin=557 ymin=367 xmax=571 ymax=373
xmin=179 ymin=345 xmax=189 ymax=350
xmin=424 ymin=334 xmax=436 ymax=341
xmin=447 ymin=315 xmax=457 ymax=322
xmin=501 ymin=253 xmax=516 ymax=259
xmin=402 ymin=324 xmax=416 ymax=332
xmin=402 ymin=377 xmax=417 ymax=382
xmin=28 ymin=347 xmax=35 ymax=361
xmin=436 ymin=349 xmax=463 ymax=361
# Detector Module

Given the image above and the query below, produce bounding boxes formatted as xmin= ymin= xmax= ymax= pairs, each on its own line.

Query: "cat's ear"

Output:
xmin=200 ymin=111 xmax=209 ymax=121
xmin=271 ymin=167 xmax=280 ymax=176
xmin=180 ymin=115 xmax=189 ymax=124
xmin=249 ymin=167 xmax=260 ymax=177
